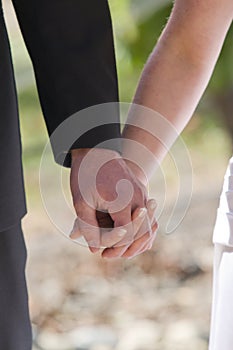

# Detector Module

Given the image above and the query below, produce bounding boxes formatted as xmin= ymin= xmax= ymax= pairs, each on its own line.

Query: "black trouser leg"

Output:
xmin=0 ymin=222 xmax=32 ymax=349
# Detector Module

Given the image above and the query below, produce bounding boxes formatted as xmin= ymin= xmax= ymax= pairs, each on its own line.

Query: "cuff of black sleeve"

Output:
xmin=53 ymin=123 xmax=122 ymax=167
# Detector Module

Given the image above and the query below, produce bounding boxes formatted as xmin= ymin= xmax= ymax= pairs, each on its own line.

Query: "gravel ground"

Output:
xmin=22 ymin=151 xmax=228 ymax=350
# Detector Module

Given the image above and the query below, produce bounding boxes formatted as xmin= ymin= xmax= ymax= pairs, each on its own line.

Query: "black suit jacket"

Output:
xmin=0 ymin=0 xmax=121 ymax=231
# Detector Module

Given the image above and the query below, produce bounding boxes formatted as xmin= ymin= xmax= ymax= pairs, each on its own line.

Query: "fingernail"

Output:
xmin=89 ymin=246 xmax=100 ymax=254
xmin=69 ymin=230 xmax=76 ymax=239
xmin=149 ymin=200 xmax=157 ymax=210
xmin=118 ymin=229 xmax=127 ymax=237
xmin=139 ymin=208 xmax=147 ymax=218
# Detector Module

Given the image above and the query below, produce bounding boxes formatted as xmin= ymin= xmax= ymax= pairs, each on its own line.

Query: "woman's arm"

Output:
xmin=122 ymin=0 xmax=233 ymax=186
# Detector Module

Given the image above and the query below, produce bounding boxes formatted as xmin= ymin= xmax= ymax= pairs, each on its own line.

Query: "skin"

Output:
xmin=70 ymin=0 xmax=233 ymax=259
xmin=122 ymin=0 xmax=233 ymax=182
xmin=70 ymin=148 xmax=158 ymax=258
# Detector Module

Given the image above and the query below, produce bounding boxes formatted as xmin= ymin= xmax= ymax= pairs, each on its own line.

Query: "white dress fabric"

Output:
xmin=209 ymin=156 xmax=233 ymax=350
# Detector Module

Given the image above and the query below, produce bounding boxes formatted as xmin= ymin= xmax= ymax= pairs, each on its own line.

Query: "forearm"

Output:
xmin=122 ymin=0 xmax=233 ymax=183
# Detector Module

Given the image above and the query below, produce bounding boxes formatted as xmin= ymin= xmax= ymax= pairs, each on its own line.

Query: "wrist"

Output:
xmin=71 ymin=147 xmax=122 ymax=164
xmin=71 ymin=148 xmax=91 ymax=158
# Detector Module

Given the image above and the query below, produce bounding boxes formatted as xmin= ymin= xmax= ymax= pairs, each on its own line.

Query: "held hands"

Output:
xmin=69 ymin=148 xmax=158 ymax=259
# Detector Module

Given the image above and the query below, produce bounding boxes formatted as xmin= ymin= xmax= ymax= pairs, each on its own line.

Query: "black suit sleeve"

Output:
xmin=12 ymin=0 xmax=122 ymax=166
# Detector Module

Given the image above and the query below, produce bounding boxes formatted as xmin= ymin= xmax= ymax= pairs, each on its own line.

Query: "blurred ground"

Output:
xmin=2 ymin=0 xmax=233 ymax=349
xmin=22 ymin=137 xmax=230 ymax=350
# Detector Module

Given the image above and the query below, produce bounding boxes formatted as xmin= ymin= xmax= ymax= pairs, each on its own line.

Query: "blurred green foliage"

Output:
xmin=109 ymin=0 xmax=173 ymax=101
xmin=110 ymin=0 xmax=233 ymax=136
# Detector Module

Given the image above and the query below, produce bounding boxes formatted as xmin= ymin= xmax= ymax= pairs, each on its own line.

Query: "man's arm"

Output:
xmin=11 ymin=0 xmax=157 ymax=258
xmin=11 ymin=0 xmax=122 ymax=165
xmin=122 ymin=0 xmax=233 ymax=183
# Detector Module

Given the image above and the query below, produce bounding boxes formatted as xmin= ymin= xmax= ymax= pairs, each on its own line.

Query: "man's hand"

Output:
xmin=69 ymin=148 xmax=158 ymax=258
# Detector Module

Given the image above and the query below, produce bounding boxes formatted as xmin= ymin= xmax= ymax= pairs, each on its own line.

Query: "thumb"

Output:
xmin=70 ymin=202 xmax=101 ymax=253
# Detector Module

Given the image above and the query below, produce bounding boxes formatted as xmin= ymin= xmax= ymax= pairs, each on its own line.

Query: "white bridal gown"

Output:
xmin=209 ymin=156 xmax=233 ymax=350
